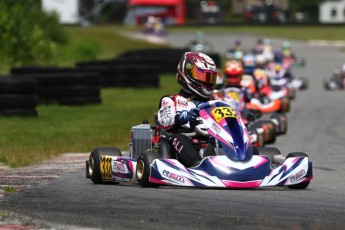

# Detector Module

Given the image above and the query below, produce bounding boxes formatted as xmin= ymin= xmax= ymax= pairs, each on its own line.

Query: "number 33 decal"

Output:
xmin=211 ymin=106 xmax=237 ymax=122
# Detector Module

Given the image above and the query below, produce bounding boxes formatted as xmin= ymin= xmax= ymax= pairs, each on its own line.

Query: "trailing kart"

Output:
xmin=86 ymin=101 xmax=312 ymax=189
xmin=246 ymin=96 xmax=290 ymax=113
xmin=323 ymin=73 xmax=345 ymax=90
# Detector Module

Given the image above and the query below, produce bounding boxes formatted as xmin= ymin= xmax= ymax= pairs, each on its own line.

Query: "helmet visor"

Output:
xmin=189 ymin=68 xmax=217 ymax=86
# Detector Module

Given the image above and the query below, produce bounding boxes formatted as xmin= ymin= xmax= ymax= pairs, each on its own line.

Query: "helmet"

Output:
xmin=234 ymin=39 xmax=241 ymax=46
xmin=195 ymin=31 xmax=205 ymax=43
xmin=253 ymin=69 xmax=269 ymax=88
xmin=255 ymin=54 xmax=266 ymax=68
xmin=243 ymin=54 xmax=256 ymax=75
xmin=264 ymin=38 xmax=272 ymax=46
xmin=274 ymin=63 xmax=282 ymax=72
xmin=274 ymin=50 xmax=283 ymax=63
xmin=177 ymin=52 xmax=217 ymax=99
xmin=282 ymin=41 xmax=290 ymax=49
xmin=257 ymin=38 xmax=263 ymax=44
xmin=224 ymin=60 xmax=244 ymax=87
xmin=243 ymin=54 xmax=255 ymax=68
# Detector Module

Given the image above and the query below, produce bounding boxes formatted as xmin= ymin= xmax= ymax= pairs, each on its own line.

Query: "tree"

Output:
xmin=0 ymin=0 xmax=68 ymax=69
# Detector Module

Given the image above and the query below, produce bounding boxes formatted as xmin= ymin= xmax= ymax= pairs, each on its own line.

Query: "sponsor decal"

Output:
xmin=290 ymin=170 xmax=306 ymax=182
xmin=172 ymin=138 xmax=184 ymax=153
xmin=159 ymin=106 xmax=172 ymax=119
xmin=177 ymin=99 xmax=188 ymax=107
xmin=163 ymin=170 xmax=185 ymax=183
xmin=113 ymin=161 xmax=126 ymax=172
xmin=211 ymin=122 xmax=221 ymax=134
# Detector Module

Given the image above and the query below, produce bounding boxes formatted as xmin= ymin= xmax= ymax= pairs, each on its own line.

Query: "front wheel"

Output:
xmin=88 ymin=147 xmax=122 ymax=184
xmin=136 ymin=151 xmax=160 ymax=188
xmin=286 ymin=152 xmax=310 ymax=189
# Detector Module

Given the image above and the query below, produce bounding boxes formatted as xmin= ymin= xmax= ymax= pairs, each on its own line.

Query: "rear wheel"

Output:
xmin=88 ymin=147 xmax=122 ymax=184
xmin=286 ymin=152 xmax=310 ymax=189
xmin=136 ymin=151 xmax=160 ymax=188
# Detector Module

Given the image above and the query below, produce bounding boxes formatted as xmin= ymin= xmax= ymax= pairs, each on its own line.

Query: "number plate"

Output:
xmin=211 ymin=106 xmax=237 ymax=122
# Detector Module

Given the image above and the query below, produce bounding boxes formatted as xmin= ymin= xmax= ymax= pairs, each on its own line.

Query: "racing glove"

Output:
xmin=177 ymin=108 xmax=199 ymax=125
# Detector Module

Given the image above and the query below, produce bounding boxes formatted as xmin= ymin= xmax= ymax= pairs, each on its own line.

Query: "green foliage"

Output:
xmin=0 ymin=0 xmax=68 ymax=69
xmin=73 ymin=39 xmax=102 ymax=61
xmin=3 ymin=186 xmax=16 ymax=194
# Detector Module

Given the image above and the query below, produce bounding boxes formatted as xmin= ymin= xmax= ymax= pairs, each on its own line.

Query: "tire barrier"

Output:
xmin=0 ymin=77 xmax=38 ymax=117
xmin=76 ymin=48 xmax=221 ymax=87
xmin=11 ymin=71 xmax=101 ymax=106
xmin=117 ymin=48 xmax=222 ymax=72
xmin=76 ymin=63 xmax=160 ymax=88
xmin=117 ymin=48 xmax=187 ymax=74
xmin=11 ymin=66 xmax=81 ymax=75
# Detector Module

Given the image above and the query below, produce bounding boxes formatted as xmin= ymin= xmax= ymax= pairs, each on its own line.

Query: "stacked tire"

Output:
xmin=117 ymin=48 xmax=186 ymax=74
xmin=76 ymin=62 xmax=160 ymax=88
xmin=10 ymin=68 xmax=102 ymax=106
xmin=0 ymin=77 xmax=38 ymax=117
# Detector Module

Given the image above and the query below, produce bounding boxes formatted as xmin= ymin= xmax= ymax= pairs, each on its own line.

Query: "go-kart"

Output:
xmin=86 ymin=101 xmax=312 ymax=189
xmin=246 ymin=95 xmax=290 ymax=113
xmin=220 ymin=87 xmax=287 ymax=144
xmin=323 ymin=70 xmax=345 ymax=90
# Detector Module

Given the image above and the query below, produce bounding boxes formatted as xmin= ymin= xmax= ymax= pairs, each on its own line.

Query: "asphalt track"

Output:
xmin=1 ymin=32 xmax=345 ymax=229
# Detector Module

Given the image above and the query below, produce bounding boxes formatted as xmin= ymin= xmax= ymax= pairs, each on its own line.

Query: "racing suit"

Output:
xmin=157 ymin=89 xmax=207 ymax=167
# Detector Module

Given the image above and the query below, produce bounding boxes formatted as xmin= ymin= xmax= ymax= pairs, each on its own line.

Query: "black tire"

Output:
xmin=136 ymin=151 xmax=160 ymax=188
xmin=13 ymin=73 xmax=101 ymax=87
xmin=58 ymin=96 xmax=101 ymax=106
xmin=129 ymin=73 xmax=160 ymax=88
xmin=89 ymin=147 xmax=122 ymax=184
xmin=0 ymin=78 xmax=37 ymax=94
xmin=270 ymin=113 xmax=288 ymax=135
xmin=0 ymin=94 xmax=37 ymax=109
xmin=256 ymin=147 xmax=282 ymax=163
xmin=55 ymin=85 xmax=100 ymax=98
xmin=286 ymin=152 xmax=310 ymax=189
xmin=11 ymin=66 xmax=79 ymax=75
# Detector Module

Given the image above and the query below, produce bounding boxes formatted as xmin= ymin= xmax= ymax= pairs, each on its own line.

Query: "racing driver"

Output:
xmin=157 ymin=52 xmax=218 ymax=167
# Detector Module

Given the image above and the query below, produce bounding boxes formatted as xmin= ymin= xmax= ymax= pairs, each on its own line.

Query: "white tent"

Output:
xmin=320 ymin=0 xmax=345 ymax=23
xmin=42 ymin=0 xmax=80 ymax=24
